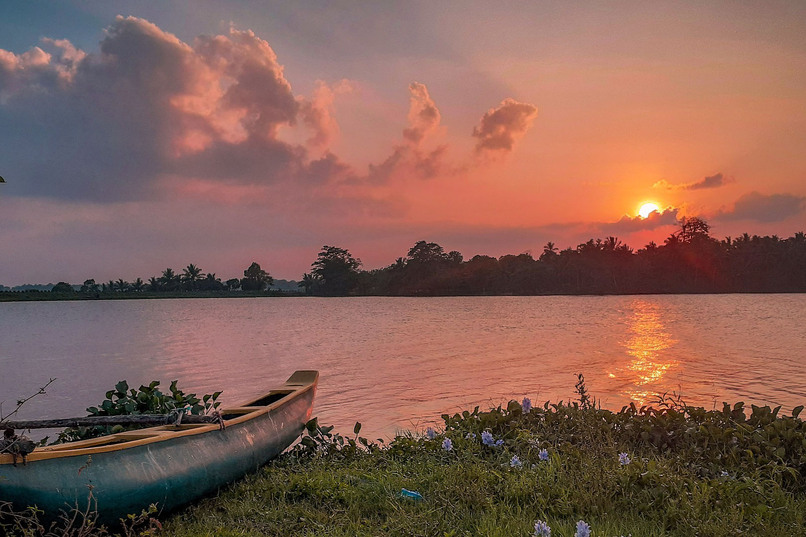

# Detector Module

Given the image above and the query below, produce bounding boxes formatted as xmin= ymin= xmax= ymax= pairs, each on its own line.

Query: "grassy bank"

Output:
xmin=5 ymin=393 xmax=806 ymax=536
xmin=161 ymin=395 xmax=806 ymax=537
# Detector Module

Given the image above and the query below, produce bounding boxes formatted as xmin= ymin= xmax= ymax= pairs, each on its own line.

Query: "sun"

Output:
xmin=638 ymin=202 xmax=660 ymax=219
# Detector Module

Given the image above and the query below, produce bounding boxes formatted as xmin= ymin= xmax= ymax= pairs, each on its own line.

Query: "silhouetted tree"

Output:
xmin=80 ymin=279 xmax=100 ymax=294
xmin=182 ymin=264 xmax=203 ymax=291
xmin=241 ymin=262 xmax=273 ymax=291
xmin=159 ymin=268 xmax=181 ymax=291
xmin=310 ymin=246 xmax=362 ymax=296
xmin=51 ymin=282 xmax=74 ymax=293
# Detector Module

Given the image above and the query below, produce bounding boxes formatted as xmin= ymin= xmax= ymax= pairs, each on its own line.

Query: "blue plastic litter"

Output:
xmin=399 ymin=488 xmax=424 ymax=501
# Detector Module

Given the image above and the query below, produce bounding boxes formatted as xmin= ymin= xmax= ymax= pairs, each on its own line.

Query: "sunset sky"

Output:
xmin=2 ymin=1 xmax=805 ymax=285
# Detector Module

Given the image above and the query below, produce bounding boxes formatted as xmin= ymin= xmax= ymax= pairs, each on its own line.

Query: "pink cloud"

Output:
xmin=402 ymin=82 xmax=441 ymax=144
xmin=300 ymin=79 xmax=353 ymax=149
xmin=472 ymin=98 xmax=538 ymax=157
xmin=600 ymin=207 xmax=681 ymax=234
xmin=653 ymin=172 xmax=733 ymax=191
xmin=715 ymin=191 xmax=805 ymax=222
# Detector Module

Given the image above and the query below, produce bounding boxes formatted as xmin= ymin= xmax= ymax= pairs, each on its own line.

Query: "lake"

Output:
xmin=1 ymin=295 xmax=804 ymax=440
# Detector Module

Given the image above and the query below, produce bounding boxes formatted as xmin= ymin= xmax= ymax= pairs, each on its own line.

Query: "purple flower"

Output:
xmin=619 ymin=452 xmax=631 ymax=466
xmin=481 ymin=431 xmax=494 ymax=446
xmin=510 ymin=455 xmax=522 ymax=468
xmin=533 ymin=520 xmax=551 ymax=537
xmin=522 ymin=397 xmax=533 ymax=414
xmin=575 ymin=520 xmax=591 ymax=537
xmin=442 ymin=438 xmax=453 ymax=451
xmin=426 ymin=427 xmax=436 ymax=440
xmin=465 ymin=432 xmax=476 ymax=440
xmin=538 ymin=448 xmax=549 ymax=461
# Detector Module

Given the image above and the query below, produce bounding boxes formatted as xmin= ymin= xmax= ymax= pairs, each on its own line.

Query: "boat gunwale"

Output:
xmin=0 ymin=371 xmax=318 ymax=464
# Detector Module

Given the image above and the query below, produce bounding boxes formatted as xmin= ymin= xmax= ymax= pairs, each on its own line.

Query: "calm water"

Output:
xmin=1 ymin=295 xmax=804 ymax=440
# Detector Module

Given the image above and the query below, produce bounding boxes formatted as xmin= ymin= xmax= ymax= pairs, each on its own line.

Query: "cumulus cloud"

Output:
xmin=472 ymin=98 xmax=538 ymax=157
xmin=402 ymin=82 xmax=441 ymax=144
xmin=715 ymin=191 xmax=805 ymax=222
xmin=366 ymin=82 xmax=448 ymax=183
xmin=0 ymin=17 xmax=539 ymax=206
xmin=0 ymin=16 xmax=330 ymax=200
xmin=300 ymin=79 xmax=353 ymax=149
xmin=600 ymin=207 xmax=681 ymax=234
xmin=653 ymin=172 xmax=733 ymax=191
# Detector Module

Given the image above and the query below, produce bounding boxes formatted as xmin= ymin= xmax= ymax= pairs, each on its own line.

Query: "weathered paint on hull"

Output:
xmin=0 ymin=371 xmax=317 ymax=522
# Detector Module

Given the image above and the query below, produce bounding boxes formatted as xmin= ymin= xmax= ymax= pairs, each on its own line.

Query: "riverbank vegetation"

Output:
xmin=4 ymin=382 xmax=805 ymax=536
xmin=3 ymin=218 xmax=805 ymax=300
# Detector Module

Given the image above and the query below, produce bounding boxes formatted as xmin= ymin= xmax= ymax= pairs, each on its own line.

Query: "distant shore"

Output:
xmin=2 ymin=289 xmax=804 ymax=302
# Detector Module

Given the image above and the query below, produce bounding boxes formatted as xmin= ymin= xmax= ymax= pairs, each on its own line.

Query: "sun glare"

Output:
xmin=638 ymin=202 xmax=660 ymax=219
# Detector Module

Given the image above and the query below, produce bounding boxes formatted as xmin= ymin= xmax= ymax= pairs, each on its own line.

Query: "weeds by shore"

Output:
xmin=4 ymin=392 xmax=806 ymax=536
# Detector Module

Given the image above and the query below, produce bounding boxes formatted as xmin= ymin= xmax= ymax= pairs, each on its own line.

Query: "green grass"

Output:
xmin=160 ymin=397 xmax=806 ymax=537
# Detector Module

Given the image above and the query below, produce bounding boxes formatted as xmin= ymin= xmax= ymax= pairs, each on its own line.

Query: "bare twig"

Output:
xmin=0 ymin=378 xmax=57 ymax=424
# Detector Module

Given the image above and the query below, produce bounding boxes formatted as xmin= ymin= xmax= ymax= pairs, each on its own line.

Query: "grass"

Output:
xmin=160 ymin=394 xmax=806 ymax=537
xmin=5 ymin=389 xmax=806 ymax=536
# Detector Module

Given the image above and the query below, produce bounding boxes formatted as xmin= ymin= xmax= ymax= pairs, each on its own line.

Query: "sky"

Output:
xmin=1 ymin=1 xmax=805 ymax=285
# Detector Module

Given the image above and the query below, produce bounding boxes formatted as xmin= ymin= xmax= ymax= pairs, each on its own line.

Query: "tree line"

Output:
xmin=302 ymin=218 xmax=806 ymax=296
xmin=27 ymin=217 xmax=806 ymax=298
xmin=48 ymin=262 xmax=274 ymax=296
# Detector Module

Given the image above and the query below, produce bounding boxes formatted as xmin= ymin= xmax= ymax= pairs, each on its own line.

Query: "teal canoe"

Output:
xmin=0 ymin=370 xmax=318 ymax=522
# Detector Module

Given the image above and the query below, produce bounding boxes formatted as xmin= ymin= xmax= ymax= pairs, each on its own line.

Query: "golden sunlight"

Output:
xmin=638 ymin=202 xmax=660 ymax=218
xmin=622 ymin=299 xmax=678 ymax=405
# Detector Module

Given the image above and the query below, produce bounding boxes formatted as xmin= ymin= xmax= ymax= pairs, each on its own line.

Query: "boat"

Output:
xmin=0 ymin=370 xmax=318 ymax=523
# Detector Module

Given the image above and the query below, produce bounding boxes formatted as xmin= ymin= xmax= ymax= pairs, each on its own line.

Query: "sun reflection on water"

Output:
xmin=618 ymin=299 xmax=678 ymax=405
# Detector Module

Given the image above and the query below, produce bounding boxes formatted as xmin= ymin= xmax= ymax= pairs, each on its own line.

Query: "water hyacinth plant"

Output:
xmin=522 ymin=397 xmax=533 ymax=414
xmin=575 ymin=520 xmax=591 ymax=537
xmin=426 ymin=427 xmax=437 ymax=440
xmin=538 ymin=448 xmax=549 ymax=461
xmin=618 ymin=452 xmax=631 ymax=465
xmin=509 ymin=454 xmax=522 ymax=468
xmin=442 ymin=437 xmax=453 ymax=451
xmin=481 ymin=430 xmax=504 ymax=447
xmin=533 ymin=519 xmax=551 ymax=536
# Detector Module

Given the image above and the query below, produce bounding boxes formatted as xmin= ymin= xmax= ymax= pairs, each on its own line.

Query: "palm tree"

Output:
xmin=130 ymin=278 xmax=145 ymax=292
xmin=182 ymin=264 xmax=203 ymax=291
xmin=159 ymin=268 xmax=180 ymax=291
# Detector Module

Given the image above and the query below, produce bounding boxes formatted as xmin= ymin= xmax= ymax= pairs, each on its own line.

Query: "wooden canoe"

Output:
xmin=0 ymin=370 xmax=318 ymax=523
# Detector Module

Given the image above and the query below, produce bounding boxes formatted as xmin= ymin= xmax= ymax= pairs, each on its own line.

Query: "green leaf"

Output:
xmin=792 ymin=405 xmax=804 ymax=419
xmin=306 ymin=418 xmax=319 ymax=432
xmin=115 ymin=381 xmax=128 ymax=394
xmin=320 ymin=425 xmax=334 ymax=435
xmin=354 ymin=421 xmax=362 ymax=435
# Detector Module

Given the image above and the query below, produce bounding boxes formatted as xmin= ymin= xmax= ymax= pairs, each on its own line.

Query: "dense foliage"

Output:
xmin=354 ymin=221 xmax=806 ymax=296
xmin=56 ymin=380 xmax=221 ymax=443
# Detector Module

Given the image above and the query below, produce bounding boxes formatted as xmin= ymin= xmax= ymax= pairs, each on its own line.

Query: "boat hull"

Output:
xmin=0 ymin=371 xmax=317 ymax=522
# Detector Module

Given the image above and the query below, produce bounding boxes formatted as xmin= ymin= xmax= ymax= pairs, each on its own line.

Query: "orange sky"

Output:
xmin=1 ymin=2 xmax=804 ymax=284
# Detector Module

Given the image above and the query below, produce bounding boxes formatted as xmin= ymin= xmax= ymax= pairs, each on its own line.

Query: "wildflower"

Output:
xmin=510 ymin=455 xmax=522 ymax=468
xmin=618 ymin=452 xmax=631 ymax=466
xmin=538 ymin=448 xmax=549 ymax=461
xmin=533 ymin=519 xmax=551 ymax=536
xmin=481 ymin=431 xmax=495 ymax=446
xmin=720 ymin=470 xmax=730 ymax=478
xmin=575 ymin=520 xmax=591 ymax=537
xmin=426 ymin=427 xmax=436 ymax=440
xmin=442 ymin=438 xmax=453 ymax=451
xmin=465 ymin=432 xmax=476 ymax=440
xmin=522 ymin=397 xmax=533 ymax=414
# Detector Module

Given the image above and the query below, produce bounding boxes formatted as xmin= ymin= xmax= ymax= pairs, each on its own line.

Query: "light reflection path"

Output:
xmin=617 ymin=298 xmax=678 ymax=405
